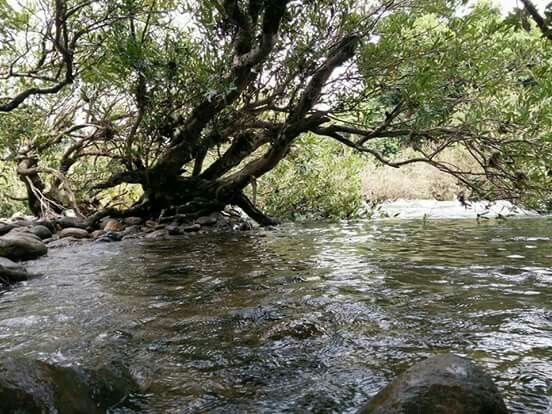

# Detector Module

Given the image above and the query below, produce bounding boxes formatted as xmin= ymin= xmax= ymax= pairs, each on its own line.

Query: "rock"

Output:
xmin=166 ymin=224 xmax=181 ymax=235
xmin=263 ymin=319 xmax=326 ymax=341
xmin=34 ymin=219 xmax=56 ymax=233
xmin=8 ymin=226 xmax=41 ymax=240
xmin=122 ymin=225 xmax=141 ymax=236
xmin=95 ymin=231 xmax=122 ymax=243
xmin=47 ymin=238 xmax=86 ymax=249
xmin=59 ymin=227 xmax=90 ymax=239
xmin=145 ymin=229 xmax=167 ymax=239
xmin=154 ymin=224 xmax=166 ymax=230
xmin=196 ymin=214 xmax=218 ymax=226
xmin=0 ymin=233 xmax=48 ymax=261
xmin=181 ymin=223 xmax=201 ymax=233
xmin=91 ymin=229 xmax=106 ymax=239
xmin=103 ymin=218 xmax=125 ymax=232
xmin=359 ymin=354 xmax=509 ymax=414
xmin=56 ymin=216 xmax=87 ymax=229
xmin=124 ymin=216 xmax=143 ymax=226
xmin=238 ymin=221 xmax=253 ymax=231
xmin=10 ymin=217 xmax=33 ymax=227
xmin=145 ymin=220 xmax=157 ymax=228
xmin=0 ymin=224 xmax=15 ymax=236
xmin=0 ymin=357 xmax=141 ymax=413
xmin=0 ymin=257 xmax=29 ymax=284
xmin=31 ymin=225 xmax=53 ymax=240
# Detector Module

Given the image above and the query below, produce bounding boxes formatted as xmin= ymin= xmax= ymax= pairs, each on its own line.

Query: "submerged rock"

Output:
xmin=0 ymin=257 xmax=29 ymax=284
xmin=0 ymin=233 xmax=48 ymax=261
xmin=145 ymin=229 xmax=168 ymax=239
xmin=47 ymin=237 xmax=87 ymax=249
xmin=95 ymin=231 xmax=123 ymax=243
xmin=263 ymin=319 xmax=326 ymax=341
xmin=0 ymin=357 xmax=142 ymax=413
xmin=359 ymin=354 xmax=508 ymax=414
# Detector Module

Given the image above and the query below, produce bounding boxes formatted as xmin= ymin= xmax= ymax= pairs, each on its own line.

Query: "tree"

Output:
xmin=1 ymin=0 xmax=551 ymax=223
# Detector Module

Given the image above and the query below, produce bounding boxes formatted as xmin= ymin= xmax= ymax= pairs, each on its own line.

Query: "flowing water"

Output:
xmin=0 ymin=218 xmax=551 ymax=413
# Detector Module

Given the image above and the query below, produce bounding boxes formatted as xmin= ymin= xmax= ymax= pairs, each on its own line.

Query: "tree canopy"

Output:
xmin=0 ymin=0 xmax=551 ymax=223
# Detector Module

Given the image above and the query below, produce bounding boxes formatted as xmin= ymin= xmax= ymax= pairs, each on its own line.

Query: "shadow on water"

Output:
xmin=0 ymin=218 xmax=551 ymax=412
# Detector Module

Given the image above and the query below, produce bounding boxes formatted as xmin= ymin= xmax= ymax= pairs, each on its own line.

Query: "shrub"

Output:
xmin=256 ymin=134 xmax=364 ymax=220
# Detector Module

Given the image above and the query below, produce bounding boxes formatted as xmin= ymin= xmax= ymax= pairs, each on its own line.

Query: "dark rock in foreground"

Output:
xmin=0 ymin=357 xmax=142 ymax=413
xmin=0 ymin=257 xmax=29 ymax=284
xmin=360 ymin=354 xmax=508 ymax=414
xmin=0 ymin=233 xmax=48 ymax=261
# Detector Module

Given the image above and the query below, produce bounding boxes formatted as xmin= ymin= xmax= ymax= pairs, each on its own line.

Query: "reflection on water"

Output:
xmin=0 ymin=218 xmax=551 ymax=413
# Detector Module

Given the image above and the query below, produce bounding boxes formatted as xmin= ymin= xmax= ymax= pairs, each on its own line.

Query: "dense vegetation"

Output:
xmin=0 ymin=0 xmax=551 ymax=223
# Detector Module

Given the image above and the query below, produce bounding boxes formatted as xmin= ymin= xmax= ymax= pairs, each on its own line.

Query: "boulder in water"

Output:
xmin=0 ymin=357 xmax=142 ymax=413
xmin=359 ymin=353 xmax=508 ymax=414
xmin=0 ymin=233 xmax=48 ymax=261
xmin=0 ymin=257 xmax=29 ymax=284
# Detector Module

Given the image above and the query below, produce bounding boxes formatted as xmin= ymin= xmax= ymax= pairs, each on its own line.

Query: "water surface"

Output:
xmin=0 ymin=218 xmax=551 ymax=413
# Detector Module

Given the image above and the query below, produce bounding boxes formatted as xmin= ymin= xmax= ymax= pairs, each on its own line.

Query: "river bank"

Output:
xmin=0 ymin=207 xmax=255 ymax=288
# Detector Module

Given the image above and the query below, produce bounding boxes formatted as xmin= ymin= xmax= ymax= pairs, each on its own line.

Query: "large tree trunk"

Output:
xmin=17 ymin=157 xmax=64 ymax=217
xmin=135 ymin=171 xmax=278 ymax=226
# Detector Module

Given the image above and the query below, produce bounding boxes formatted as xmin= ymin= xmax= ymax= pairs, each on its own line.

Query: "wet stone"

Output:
xmin=181 ymin=223 xmax=201 ymax=233
xmin=359 ymin=354 xmax=509 ymax=414
xmin=0 ymin=257 xmax=29 ymax=284
xmin=0 ymin=357 xmax=142 ymax=413
xmin=0 ymin=233 xmax=48 ymax=261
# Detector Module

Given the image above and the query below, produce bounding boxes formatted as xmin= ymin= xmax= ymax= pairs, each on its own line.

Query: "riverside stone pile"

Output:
xmin=0 ymin=208 xmax=255 ymax=287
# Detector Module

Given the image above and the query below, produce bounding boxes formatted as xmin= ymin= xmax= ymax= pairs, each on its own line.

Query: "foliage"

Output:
xmin=0 ymin=0 xmax=551 ymax=222
xmin=356 ymin=2 xmax=552 ymax=210
xmin=0 ymin=163 xmax=26 ymax=217
xmin=257 ymin=134 xmax=364 ymax=220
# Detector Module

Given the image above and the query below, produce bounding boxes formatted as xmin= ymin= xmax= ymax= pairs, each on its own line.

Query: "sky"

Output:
xmin=495 ymin=0 xmax=549 ymax=12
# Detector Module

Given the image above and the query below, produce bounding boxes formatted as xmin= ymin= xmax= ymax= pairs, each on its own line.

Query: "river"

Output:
xmin=0 ymin=217 xmax=551 ymax=413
